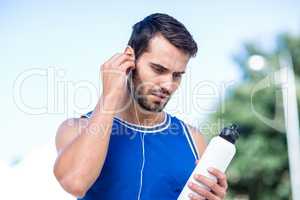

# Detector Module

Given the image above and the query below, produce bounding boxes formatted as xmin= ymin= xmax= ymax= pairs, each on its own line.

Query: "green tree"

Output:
xmin=208 ymin=33 xmax=300 ymax=200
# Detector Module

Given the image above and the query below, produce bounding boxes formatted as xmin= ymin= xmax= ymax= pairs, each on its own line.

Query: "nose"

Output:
xmin=160 ymin=80 xmax=177 ymax=96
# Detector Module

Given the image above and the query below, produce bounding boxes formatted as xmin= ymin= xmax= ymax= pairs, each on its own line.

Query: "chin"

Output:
xmin=149 ymin=102 xmax=167 ymax=112
xmin=135 ymin=93 xmax=168 ymax=112
xmin=138 ymin=100 xmax=165 ymax=113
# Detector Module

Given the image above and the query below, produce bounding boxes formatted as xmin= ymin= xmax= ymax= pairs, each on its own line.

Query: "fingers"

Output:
xmin=193 ymin=174 xmax=226 ymax=199
xmin=188 ymin=182 xmax=220 ymax=200
xmin=101 ymin=53 xmax=121 ymax=71
xmin=110 ymin=45 xmax=135 ymax=70
xmin=102 ymin=53 xmax=134 ymax=73
xmin=114 ymin=54 xmax=135 ymax=68
xmin=188 ymin=191 xmax=205 ymax=200
xmin=120 ymin=60 xmax=135 ymax=72
xmin=208 ymin=168 xmax=228 ymax=189
xmin=105 ymin=53 xmax=122 ymax=64
xmin=101 ymin=46 xmax=136 ymax=75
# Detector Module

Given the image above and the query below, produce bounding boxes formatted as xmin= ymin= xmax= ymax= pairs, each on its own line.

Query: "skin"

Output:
xmin=53 ymin=33 xmax=228 ymax=199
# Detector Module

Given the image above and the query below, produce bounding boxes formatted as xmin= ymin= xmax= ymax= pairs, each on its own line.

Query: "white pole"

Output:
xmin=279 ymin=52 xmax=300 ymax=200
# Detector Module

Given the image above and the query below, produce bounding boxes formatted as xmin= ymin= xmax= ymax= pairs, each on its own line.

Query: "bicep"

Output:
xmin=55 ymin=118 xmax=88 ymax=154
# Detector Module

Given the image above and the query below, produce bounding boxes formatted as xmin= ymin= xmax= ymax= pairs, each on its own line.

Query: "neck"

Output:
xmin=116 ymin=96 xmax=165 ymax=126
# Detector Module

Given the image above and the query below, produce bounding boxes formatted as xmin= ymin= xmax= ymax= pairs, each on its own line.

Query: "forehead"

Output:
xmin=142 ymin=34 xmax=190 ymax=71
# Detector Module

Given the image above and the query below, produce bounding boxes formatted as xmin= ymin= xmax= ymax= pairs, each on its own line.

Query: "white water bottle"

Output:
xmin=177 ymin=124 xmax=239 ymax=200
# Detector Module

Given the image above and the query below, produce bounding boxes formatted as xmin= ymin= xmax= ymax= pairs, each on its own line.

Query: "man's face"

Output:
xmin=129 ymin=34 xmax=190 ymax=113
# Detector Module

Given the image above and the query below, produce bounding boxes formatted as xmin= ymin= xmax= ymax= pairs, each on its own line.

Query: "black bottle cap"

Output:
xmin=219 ymin=124 xmax=240 ymax=144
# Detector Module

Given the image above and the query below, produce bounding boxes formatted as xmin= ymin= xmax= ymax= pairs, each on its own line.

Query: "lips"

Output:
xmin=151 ymin=92 xmax=168 ymax=100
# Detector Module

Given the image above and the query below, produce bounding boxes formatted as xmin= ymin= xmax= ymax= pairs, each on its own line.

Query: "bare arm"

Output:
xmin=53 ymin=47 xmax=136 ymax=198
xmin=53 ymin=96 xmax=118 ymax=198
xmin=188 ymin=125 xmax=207 ymax=157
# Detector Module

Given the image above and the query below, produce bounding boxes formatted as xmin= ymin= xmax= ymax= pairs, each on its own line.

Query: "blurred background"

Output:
xmin=1 ymin=0 xmax=300 ymax=199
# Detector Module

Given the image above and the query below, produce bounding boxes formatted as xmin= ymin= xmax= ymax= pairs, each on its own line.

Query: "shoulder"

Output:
xmin=170 ymin=114 xmax=207 ymax=157
xmin=55 ymin=117 xmax=89 ymax=154
xmin=187 ymin=124 xmax=207 ymax=157
xmin=186 ymin=124 xmax=207 ymax=156
xmin=178 ymin=118 xmax=207 ymax=157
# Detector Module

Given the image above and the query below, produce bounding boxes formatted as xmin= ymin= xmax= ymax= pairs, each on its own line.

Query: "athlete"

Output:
xmin=54 ymin=13 xmax=228 ymax=200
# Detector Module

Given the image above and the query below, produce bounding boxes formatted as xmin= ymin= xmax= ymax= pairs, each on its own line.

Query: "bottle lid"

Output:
xmin=219 ymin=124 xmax=240 ymax=144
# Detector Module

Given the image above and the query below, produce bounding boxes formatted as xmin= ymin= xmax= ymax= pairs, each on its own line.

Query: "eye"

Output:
xmin=173 ymin=73 xmax=182 ymax=80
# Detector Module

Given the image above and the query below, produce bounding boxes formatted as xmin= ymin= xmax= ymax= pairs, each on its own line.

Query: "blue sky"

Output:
xmin=0 ymin=0 xmax=299 ymax=162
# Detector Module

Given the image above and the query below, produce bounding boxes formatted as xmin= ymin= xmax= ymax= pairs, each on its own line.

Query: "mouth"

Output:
xmin=151 ymin=92 xmax=169 ymax=101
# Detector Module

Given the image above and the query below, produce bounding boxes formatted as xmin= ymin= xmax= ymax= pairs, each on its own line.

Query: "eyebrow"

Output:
xmin=150 ymin=62 xmax=185 ymax=74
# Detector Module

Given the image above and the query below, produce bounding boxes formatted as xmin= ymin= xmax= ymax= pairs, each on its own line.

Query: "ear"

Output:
xmin=125 ymin=45 xmax=136 ymax=75
xmin=124 ymin=45 xmax=135 ymax=56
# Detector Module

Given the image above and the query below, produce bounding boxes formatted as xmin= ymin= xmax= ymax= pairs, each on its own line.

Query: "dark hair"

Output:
xmin=128 ymin=13 xmax=198 ymax=59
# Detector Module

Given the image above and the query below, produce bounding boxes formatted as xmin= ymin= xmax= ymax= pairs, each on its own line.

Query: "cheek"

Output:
xmin=174 ymin=80 xmax=181 ymax=89
xmin=136 ymin=60 xmax=158 ymax=80
xmin=140 ymin=70 xmax=157 ymax=83
xmin=135 ymin=70 xmax=160 ymax=91
xmin=169 ymin=83 xmax=180 ymax=95
xmin=132 ymin=72 xmax=152 ymax=94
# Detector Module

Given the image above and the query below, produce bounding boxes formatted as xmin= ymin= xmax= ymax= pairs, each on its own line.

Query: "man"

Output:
xmin=54 ymin=13 xmax=228 ymax=200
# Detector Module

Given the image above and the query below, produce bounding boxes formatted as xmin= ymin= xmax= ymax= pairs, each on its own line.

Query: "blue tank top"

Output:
xmin=78 ymin=111 xmax=199 ymax=200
